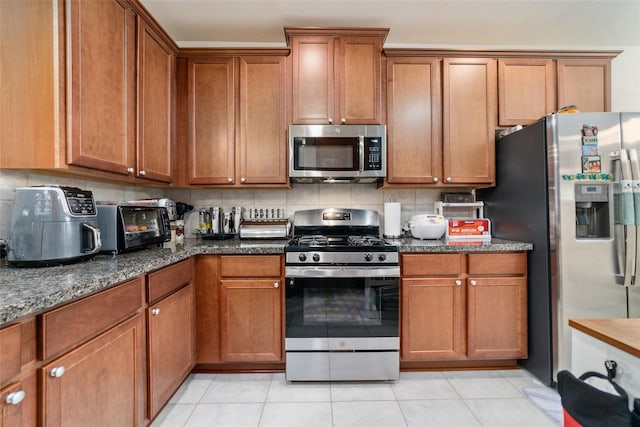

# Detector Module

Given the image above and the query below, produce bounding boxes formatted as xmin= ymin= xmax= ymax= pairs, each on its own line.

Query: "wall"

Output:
xmin=2 ymin=45 xmax=639 ymax=241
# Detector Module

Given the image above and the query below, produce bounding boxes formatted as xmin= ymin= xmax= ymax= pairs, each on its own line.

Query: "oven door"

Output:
xmin=285 ymin=266 xmax=399 ymax=344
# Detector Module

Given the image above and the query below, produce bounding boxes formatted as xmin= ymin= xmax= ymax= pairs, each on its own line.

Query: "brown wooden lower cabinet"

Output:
xmin=0 ymin=373 xmax=37 ymax=427
xmin=146 ymin=259 xmax=195 ymax=421
xmin=195 ymin=255 xmax=284 ymax=367
xmin=401 ymin=252 xmax=527 ymax=363
xmin=40 ymin=313 xmax=145 ymax=427
xmin=147 ymin=283 xmax=195 ymax=419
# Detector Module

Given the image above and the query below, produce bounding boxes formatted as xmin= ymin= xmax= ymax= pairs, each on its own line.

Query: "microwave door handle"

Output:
xmin=359 ymin=136 xmax=365 ymax=172
xmin=619 ymin=149 xmax=635 ymax=287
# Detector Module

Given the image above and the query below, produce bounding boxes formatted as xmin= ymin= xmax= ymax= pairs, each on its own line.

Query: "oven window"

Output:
xmin=286 ymin=277 xmax=399 ymax=338
xmin=293 ymin=137 xmax=358 ymax=171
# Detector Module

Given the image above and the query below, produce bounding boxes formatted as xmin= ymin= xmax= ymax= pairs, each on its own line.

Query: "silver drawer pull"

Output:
xmin=5 ymin=390 xmax=26 ymax=405
xmin=51 ymin=366 xmax=66 ymax=378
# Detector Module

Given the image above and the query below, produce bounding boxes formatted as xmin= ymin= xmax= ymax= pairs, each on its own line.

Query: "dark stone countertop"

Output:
xmin=0 ymin=237 xmax=532 ymax=326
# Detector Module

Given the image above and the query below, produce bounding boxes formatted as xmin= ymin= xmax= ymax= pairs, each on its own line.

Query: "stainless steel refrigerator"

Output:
xmin=477 ymin=112 xmax=640 ymax=386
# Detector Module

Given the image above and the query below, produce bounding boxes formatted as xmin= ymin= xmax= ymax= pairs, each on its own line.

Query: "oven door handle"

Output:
xmin=285 ymin=266 xmax=400 ymax=278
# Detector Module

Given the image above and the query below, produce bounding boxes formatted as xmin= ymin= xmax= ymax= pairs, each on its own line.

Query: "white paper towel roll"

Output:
xmin=384 ymin=202 xmax=402 ymax=237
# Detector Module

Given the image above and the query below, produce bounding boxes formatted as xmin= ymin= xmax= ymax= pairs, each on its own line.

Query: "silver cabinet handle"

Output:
xmin=446 ymin=177 xmax=452 ymax=183
xmin=470 ymin=280 xmax=477 ymax=286
xmin=433 ymin=177 xmax=439 ymax=183
xmin=50 ymin=366 xmax=66 ymax=378
xmin=240 ymin=177 xmax=246 ymax=183
xmin=127 ymin=167 xmax=134 ymax=174
xmin=328 ymin=118 xmax=333 ymax=124
xmin=455 ymin=280 xmax=462 ymax=286
xmin=5 ymin=390 xmax=26 ymax=405
xmin=274 ymin=282 xmax=279 ymax=288
xmin=227 ymin=177 xmax=233 ymax=183
xmin=151 ymin=308 xmax=160 ymax=316
xmin=139 ymin=170 xmax=146 ymax=176
xmin=341 ymin=118 xmax=346 ymax=124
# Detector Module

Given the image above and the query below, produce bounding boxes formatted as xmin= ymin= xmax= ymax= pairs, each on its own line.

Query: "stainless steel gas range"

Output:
xmin=284 ymin=208 xmax=400 ymax=381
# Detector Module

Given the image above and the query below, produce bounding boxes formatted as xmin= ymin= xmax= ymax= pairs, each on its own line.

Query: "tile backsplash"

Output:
xmin=1 ymin=169 xmax=452 ymax=239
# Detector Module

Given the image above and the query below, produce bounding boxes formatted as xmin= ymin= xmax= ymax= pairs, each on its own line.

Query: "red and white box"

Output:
xmin=446 ymin=218 xmax=491 ymax=242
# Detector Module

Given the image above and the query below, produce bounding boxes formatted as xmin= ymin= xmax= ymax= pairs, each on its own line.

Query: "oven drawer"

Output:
xmin=286 ymin=351 xmax=399 ymax=381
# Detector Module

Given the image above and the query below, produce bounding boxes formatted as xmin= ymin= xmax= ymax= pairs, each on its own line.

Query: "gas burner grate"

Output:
xmin=347 ymin=235 xmax=385 ymax=246
xmin=297 ymin=235 xmax=329 ymax=246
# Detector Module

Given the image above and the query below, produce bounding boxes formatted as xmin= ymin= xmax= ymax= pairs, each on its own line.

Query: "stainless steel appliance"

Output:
xmin=7 ymin=186 xmax=101 ymax=267
xmin=97 ymin=201 xmax=171 ymax=254
xmin=289 ymin=124 xmax=386 ymax=183
xmin=477 ymin=112 xmax=640 ymax=386
xmin=284 ymin=208 xmax=400 ymax=381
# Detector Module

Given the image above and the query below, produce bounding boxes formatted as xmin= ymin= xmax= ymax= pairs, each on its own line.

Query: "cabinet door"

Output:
xmin=219 ymin=279 xmax=282 ymax=362
xmin=467 ymin=277 xmax=527 ymax=359
xmin=336 ymin=37 xmax=382 ymax=124
xmin=187 ymin=57 xmax=236 ymax=184
xmin=386 ymin=57 xmax=441 ymax=184
xmin=290 ymin=36 xmax=334 ymax=124
xmin=137 ymin=18 xmax=174 ymax=183
xmin=401 ymin=278 xmax=465 ymax=361
xmin=498 ymin=58 xmax=556 ymax=126
xmin=557 ymin=59 xmax=611 ymax=112
xmin=67 ymin=0 xmax=136 ymax=176
xmin=0 ymin=374 xmax=37 ymax=427
xmin=238 ymin=56 xmax=288 ymax=185
xmin=442 ymin=58 xmax=497 ymax=185
xmin=41 ymin=314 xmax=145 ymax=427
xmin=147 ymin=284 xmax=195 ymax=419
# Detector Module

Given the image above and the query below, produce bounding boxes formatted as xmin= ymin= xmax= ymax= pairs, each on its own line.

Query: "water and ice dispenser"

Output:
xmin=575 ymin=182 xmax=611 ymax=239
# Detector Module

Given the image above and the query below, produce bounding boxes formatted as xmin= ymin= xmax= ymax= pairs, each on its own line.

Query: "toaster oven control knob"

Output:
xmin=364 ymin=253 xmax=373 ymax=262
xmin=312 ymin=253 xmax=320 ymax=262
xmin=298 ymin=253 xmax=307 ymax=262
xmin=378 ymin=254 xmax=387 ymax=261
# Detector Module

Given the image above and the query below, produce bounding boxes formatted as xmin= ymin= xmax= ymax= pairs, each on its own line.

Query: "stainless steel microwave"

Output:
xmin=288 ymin=124 xmax=386 ymax=183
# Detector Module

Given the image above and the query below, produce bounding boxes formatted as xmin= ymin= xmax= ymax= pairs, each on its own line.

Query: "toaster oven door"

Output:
xmin=119 ymin=206 xmax=165 ymax=251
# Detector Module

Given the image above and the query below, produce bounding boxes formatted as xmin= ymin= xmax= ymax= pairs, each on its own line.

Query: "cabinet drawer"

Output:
xmin=147 ymin=258 xmax=193 ymax=303
xmin=40 ymin=277 xmax=144 ymax=360
xmin=401 ymin=253 xmax=465 ymax=276
xmin=220 ymin=255 xmax=281 ymax=278
xmin=0 ymin=323 xmax=21 ymax=385
xmin=468 ymin=253 xmax=527 ymax=275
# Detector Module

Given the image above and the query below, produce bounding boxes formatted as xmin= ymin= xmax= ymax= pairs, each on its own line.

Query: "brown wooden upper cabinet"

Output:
xmin=498 ymin=55 xmax=616 ymax=126
xmin=185 ymin=53 xmax=288 ymax=186
xmin=0 ymin=0 xmax=177 ymax=184
xmin=557 ymin=58 xmax=612 ymax=113
xmin=498 ymin=58 xmax=556 ymax=126
xmin=285 ymin=27 xmax=388 ymax=125
xmin=385 ymin=53 xmax=496 ymax=186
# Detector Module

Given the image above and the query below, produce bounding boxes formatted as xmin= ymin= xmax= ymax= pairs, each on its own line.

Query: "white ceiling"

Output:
xmin=139 ymin=0 xmax=640 ymax=49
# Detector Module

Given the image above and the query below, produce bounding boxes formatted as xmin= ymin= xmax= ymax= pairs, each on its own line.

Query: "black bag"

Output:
xmin=557 ymin=369 xmax=632 ymax=427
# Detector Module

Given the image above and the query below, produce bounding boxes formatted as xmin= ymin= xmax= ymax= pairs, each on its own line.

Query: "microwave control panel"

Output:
xmin=364 ymin=137 xmax=383 ymax=171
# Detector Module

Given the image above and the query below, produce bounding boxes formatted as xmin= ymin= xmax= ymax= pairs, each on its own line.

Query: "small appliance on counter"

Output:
xmin=238 ymin=207 xmax=291 ymax=239
xmin=7 ymin=185 xmax=102 ymax=267
xmin=407 ymin=214 xmax=447 ymax=240
xmin=96 ymin=200 xmax=170 ymax=254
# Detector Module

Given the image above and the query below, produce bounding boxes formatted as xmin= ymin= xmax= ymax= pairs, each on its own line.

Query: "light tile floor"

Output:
xmin=151 ymin=369 xmax=561 ymax=427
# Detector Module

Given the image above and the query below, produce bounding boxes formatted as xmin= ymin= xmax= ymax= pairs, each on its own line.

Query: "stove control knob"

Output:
xmin=364 ymin=253 xmax=373 ymax=262
xmin=298 ymin=253 xmax=307 ymax=262
xmin=312 ymin=253 xmax=321 ymax=262
xmin=378 ymin=254 xmax=387 ymax=261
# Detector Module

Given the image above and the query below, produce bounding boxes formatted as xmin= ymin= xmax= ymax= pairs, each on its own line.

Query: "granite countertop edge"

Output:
xmin=0 ymin=237 xmax=532 ymax=326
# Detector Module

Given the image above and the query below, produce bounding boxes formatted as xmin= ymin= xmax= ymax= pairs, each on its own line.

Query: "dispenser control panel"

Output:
xmin=575 ymin=182 xmax=609 ymax=202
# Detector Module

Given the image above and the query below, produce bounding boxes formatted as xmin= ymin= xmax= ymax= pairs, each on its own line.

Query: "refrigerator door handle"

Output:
xmin=629 ymin=149 xmax=640 ymax=286
xmin=619 ymin=149 xmax=635 ymax=287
